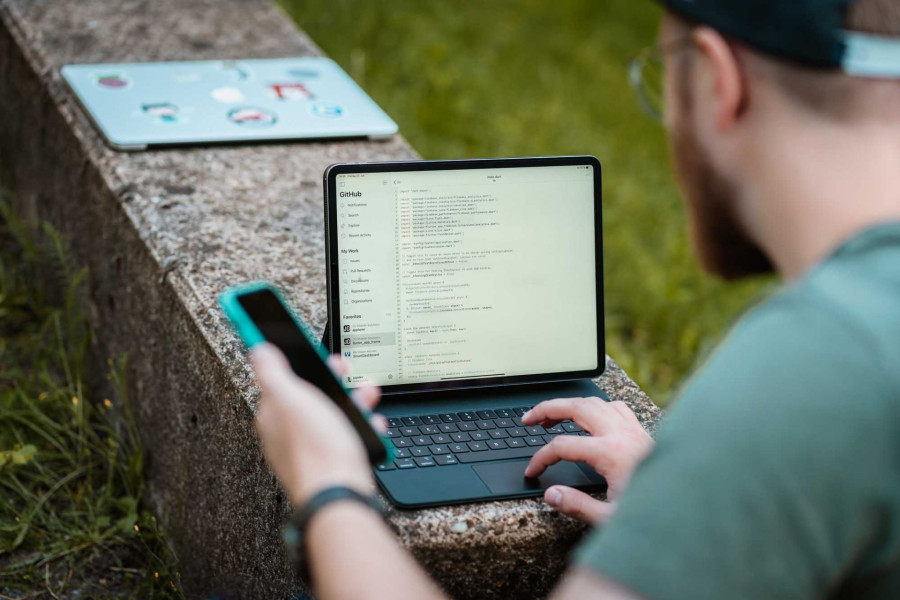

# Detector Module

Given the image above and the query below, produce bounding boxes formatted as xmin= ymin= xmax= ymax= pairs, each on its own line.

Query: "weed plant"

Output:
xmin=0 ymin=203 xmax=183 ymax=599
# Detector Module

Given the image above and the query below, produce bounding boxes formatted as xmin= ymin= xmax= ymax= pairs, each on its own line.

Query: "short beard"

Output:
xmin=669 ymin=57 xmax=774 ymax=280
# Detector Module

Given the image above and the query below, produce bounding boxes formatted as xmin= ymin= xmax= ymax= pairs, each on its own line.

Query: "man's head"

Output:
xmin=658 ymin=0 xmax=900 ymax=280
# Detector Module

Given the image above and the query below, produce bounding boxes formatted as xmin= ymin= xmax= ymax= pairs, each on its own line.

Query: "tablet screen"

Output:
xmin=328 ymin=158 xmax=602 ymax=391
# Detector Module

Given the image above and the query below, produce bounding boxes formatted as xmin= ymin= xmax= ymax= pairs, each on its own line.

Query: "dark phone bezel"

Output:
xmin=324 ymin=156 xmax=605 ymax=397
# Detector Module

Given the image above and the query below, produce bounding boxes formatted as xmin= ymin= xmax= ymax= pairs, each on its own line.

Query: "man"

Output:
xmin=249 ymin=0 xmax=900 ymax=597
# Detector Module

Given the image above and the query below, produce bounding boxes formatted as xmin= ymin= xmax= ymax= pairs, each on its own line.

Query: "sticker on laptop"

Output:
xmin=287 ymin=68 xmax=320 ymax=79
xmin=311 ymin=103 xmax=343 ymax=118
xmin=227 ymin=106 xmax=277 ymax=128
xmin=219 ymin=61 xmax=251 ymax=82
xmin=96 ymin=73 xmax=129 ymax=89
xmin=269 ymin=82 xmax=314 ymax=101
xmin=211 ymin=86 xmax=246 ymax=103
xmin=142 ymin=102 xmax=180 ymax=123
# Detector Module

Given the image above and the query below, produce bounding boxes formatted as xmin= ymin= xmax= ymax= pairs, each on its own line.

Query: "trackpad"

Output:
xmin=472 ymin=460 xmax=591 ymax=495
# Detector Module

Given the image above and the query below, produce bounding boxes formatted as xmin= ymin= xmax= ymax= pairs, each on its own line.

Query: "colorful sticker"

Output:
xmin=211 ymin=86 xmax=245 ymax=103
xmin=219 ymin=61 xmax=251 ymax=82
xmin=287 ymin=68 xmax=320 ymax=79
xmin=269 ymin=82 xmax=314 ymax=101
xmin=142 ymin=102 xmax=180 ymax=123
xmin=227 ymin=106 xmax=277 ymax=128
xmin=311 ymin=103 xmax=343 ymax=118
xmin=96 ymin=73 xmax=129 ymax=89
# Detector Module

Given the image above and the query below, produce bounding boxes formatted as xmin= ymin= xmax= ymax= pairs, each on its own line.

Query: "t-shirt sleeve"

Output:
xmin=575 ymin=294 xmax=896 ymax=600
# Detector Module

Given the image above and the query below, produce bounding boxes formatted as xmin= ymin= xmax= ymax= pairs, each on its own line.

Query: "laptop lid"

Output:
xmin=61 ymin=57 xmax=398 ymax=150
xmin=324 ymin=156 xmax=604 ymax=395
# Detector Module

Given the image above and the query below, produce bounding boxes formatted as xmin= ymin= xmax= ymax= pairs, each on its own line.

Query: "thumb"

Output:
xmin=249 ymin=343 xmax=294 ymax=392
xmin=544 ymin=486 xmax=617 ymax=524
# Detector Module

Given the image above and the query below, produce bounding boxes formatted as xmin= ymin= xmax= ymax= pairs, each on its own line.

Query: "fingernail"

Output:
xmin=521 ymin=410 xmax=532 ymax=421
xmin=546 ymin=488 xmax=562 ymax=507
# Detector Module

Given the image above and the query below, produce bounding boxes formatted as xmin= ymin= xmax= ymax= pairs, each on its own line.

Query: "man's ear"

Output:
xmin=692 ymin=27 xmax=746 ymax=131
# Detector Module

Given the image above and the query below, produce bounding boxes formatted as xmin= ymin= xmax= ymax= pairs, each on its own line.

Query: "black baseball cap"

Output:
xmin=658 ymin=0 xmax=900 ymax=77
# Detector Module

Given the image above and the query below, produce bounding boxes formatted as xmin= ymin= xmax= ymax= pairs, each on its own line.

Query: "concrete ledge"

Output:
xmin=0 ymin=1 xmax=661 ymax=597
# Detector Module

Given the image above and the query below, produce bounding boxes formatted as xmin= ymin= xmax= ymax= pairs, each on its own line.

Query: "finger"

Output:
xmin=522 ymin=397 xmax=609 ymax=433
xmin=249 ymin=343 xmax=295 ymax=392
xmin=524 ymin=435 xmax=605 ymax=478
xmin=327 ymin=355 xmax=352 ymax=377
xmin=370 ymin=414 xmax=388 ymax=434
xmin=351 ymin=385 xmax=382 ymax=412
xmin=544 ymin=486 xmax=617 ymax=524
xmin=609 ymin=400 xmax=637 ymax=421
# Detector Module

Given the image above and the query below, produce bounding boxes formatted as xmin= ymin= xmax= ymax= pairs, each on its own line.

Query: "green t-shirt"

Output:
xmin=577 ymin=223 xmax=900 ymax=599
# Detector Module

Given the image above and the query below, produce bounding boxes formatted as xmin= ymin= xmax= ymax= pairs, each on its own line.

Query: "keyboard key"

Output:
xmin=468 ymin=441 xmax=488 ymax=452
xmin=543 ymin=434 xmax=562 ymax=444
xmin=420 ymin=425 xmax=439 ymax=435
xmin=438 ymin=423 xmax=459 ymax=433
xmin=411 ymin=447 xmax=431 ymax=457
xmin=476 ymin=409 xmax=497 ymax=419
xmin=525 ymin=436 xmax=544 ymax=446
xmin=402 ymin=417 xmax=421 ymax=426
xmin=386 ymin=418 xmax=402 ymax=428
xmin=487 ymin=439 xmax=508 ymax=450
xmin=400 ymin=426 xmax=420 ymax=436
xmin=545 ymin=425 xmax=564 ymax=434
xmin=579 ymin=431 xmax=591 ymax=436
xmin=431 ymin=434 xmax=451 ymax=444
xmin=458 ymin=422 xmax=478 ymax=431
xmin=451 ymin=432 xmax=472 ymax=442
xmin=457 ymin=446 xmax=539 ymax=464
xmin=396 ymin=458 xmax=415 ymax=469
xmin=507 ymin=438 xmax=526 ymax=448
xmin=434 ymin=454 xmax=459 ymax=466
xmin=412 ymin=436 xmax=431 ymax=446
xmin=489 ymin=429 xmax=510 ymax=439
xmin=494 ymin=418 xmax=514 ymax=428
xmin=562 ymin=422 xmax=583 ymax=433
xmin=470 ymin=431 xmax=489 ymax=441
xmin=394 ymin=448 xmax=411 ymax=458
xmin=430 ymin=445 xmax=450 ymax=455
xmin=458 ymin=411 xmax=478 ymax=421
xmin=393 ymin=438 xmax=413 ymax=448
xmin=440 ymin=413 xmax=459 ymax=423
xmin=385 ymin=428 xmax=401 ymax=438
xmin=525 ymin=426 xmax=545 ymax=436
xmin=513 ymin=407 xmax=531 ymax=416
xmin=476 ymin=420 xmax=495 ymax=430
xmin=495 ymin=408 xmax=515 ymax=418
xmin=507 ymin=427 xmax=527 ymax=438
xmin=449 ymin=443 xmax=469 ymax=453
xmin=415 ymin=456 xmax=436 ymax=468
xmin=421 ymin=415 xmax=441 ymax=425
xmin=376 ymin=461 xmax=396 ymax=471
xmin=512 ymin=417 xmax=525 ymax=426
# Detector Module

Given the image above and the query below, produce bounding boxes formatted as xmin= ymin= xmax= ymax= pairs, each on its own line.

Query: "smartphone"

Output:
xmin=219 ymin=282 xmax=388 ymax=466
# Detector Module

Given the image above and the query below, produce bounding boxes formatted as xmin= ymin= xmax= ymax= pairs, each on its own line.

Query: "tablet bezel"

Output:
xmin=324 ymin=156 xmax=605 ymax=395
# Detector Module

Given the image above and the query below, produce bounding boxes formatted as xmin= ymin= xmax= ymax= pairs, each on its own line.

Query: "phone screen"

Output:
xmin=236 ymin=289 xmax=387 ymax=465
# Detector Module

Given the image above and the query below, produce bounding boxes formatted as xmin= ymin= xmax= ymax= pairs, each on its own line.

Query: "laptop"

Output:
xmin=324 ymin=156 xmax=607 ymax=508
xmin=61 ymin=57 xmax=398 ymax=151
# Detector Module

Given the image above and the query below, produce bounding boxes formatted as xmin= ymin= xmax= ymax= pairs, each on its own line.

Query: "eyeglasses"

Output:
xmin=629 ymin=38 xmax=694 ymax=122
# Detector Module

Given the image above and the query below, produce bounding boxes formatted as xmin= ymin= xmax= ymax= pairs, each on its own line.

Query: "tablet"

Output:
xmin=61 ymin=57 xmax=398 ymax=150
xmin=323 ymin=156 xmax=605 ymax=394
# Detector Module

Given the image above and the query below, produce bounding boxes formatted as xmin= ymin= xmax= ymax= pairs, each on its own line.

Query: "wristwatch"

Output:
xmin=283 ymin=486 xmax=386 ymax=581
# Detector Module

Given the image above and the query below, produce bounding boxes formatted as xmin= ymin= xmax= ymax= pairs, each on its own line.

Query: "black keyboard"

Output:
xmin=376 ymin=406 xmax=588 ymax=471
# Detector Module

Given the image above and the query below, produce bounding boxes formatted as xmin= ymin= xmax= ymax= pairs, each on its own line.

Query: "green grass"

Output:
xmin=280 ymin=0 xmax=772 ymax=403
xmin=0 ymin=202 xmax=183 ymax=598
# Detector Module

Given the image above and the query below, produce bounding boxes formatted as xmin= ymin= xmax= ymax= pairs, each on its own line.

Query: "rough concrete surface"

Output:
xmin=0 ymin=1 xmax=661 ymax=598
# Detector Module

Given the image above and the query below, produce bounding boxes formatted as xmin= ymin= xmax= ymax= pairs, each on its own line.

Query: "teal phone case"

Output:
xmin=218 ymin=281 xmax=393 ymax=463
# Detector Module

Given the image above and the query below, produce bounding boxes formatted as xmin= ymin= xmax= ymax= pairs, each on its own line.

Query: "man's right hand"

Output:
xmin=522 ymin=398 xmax=654 ymax=524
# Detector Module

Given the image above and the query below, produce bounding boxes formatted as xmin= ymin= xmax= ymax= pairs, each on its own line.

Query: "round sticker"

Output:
xmin=96 ymin=73 xmax=129 ymax=89
xmin=311 ymin=103 xmax=343 ymax=118
xmin=211 ymin=86 xmax=245 ymax=103
xmin=227 ymin=106 xmax=278 ymax=128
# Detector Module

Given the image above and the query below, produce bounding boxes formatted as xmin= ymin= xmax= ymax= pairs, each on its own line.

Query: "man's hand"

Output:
xmin=250 ymin=343 xmax=382 ymax=506
xmin=522 ymin=398 xmax=653 ymax=523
